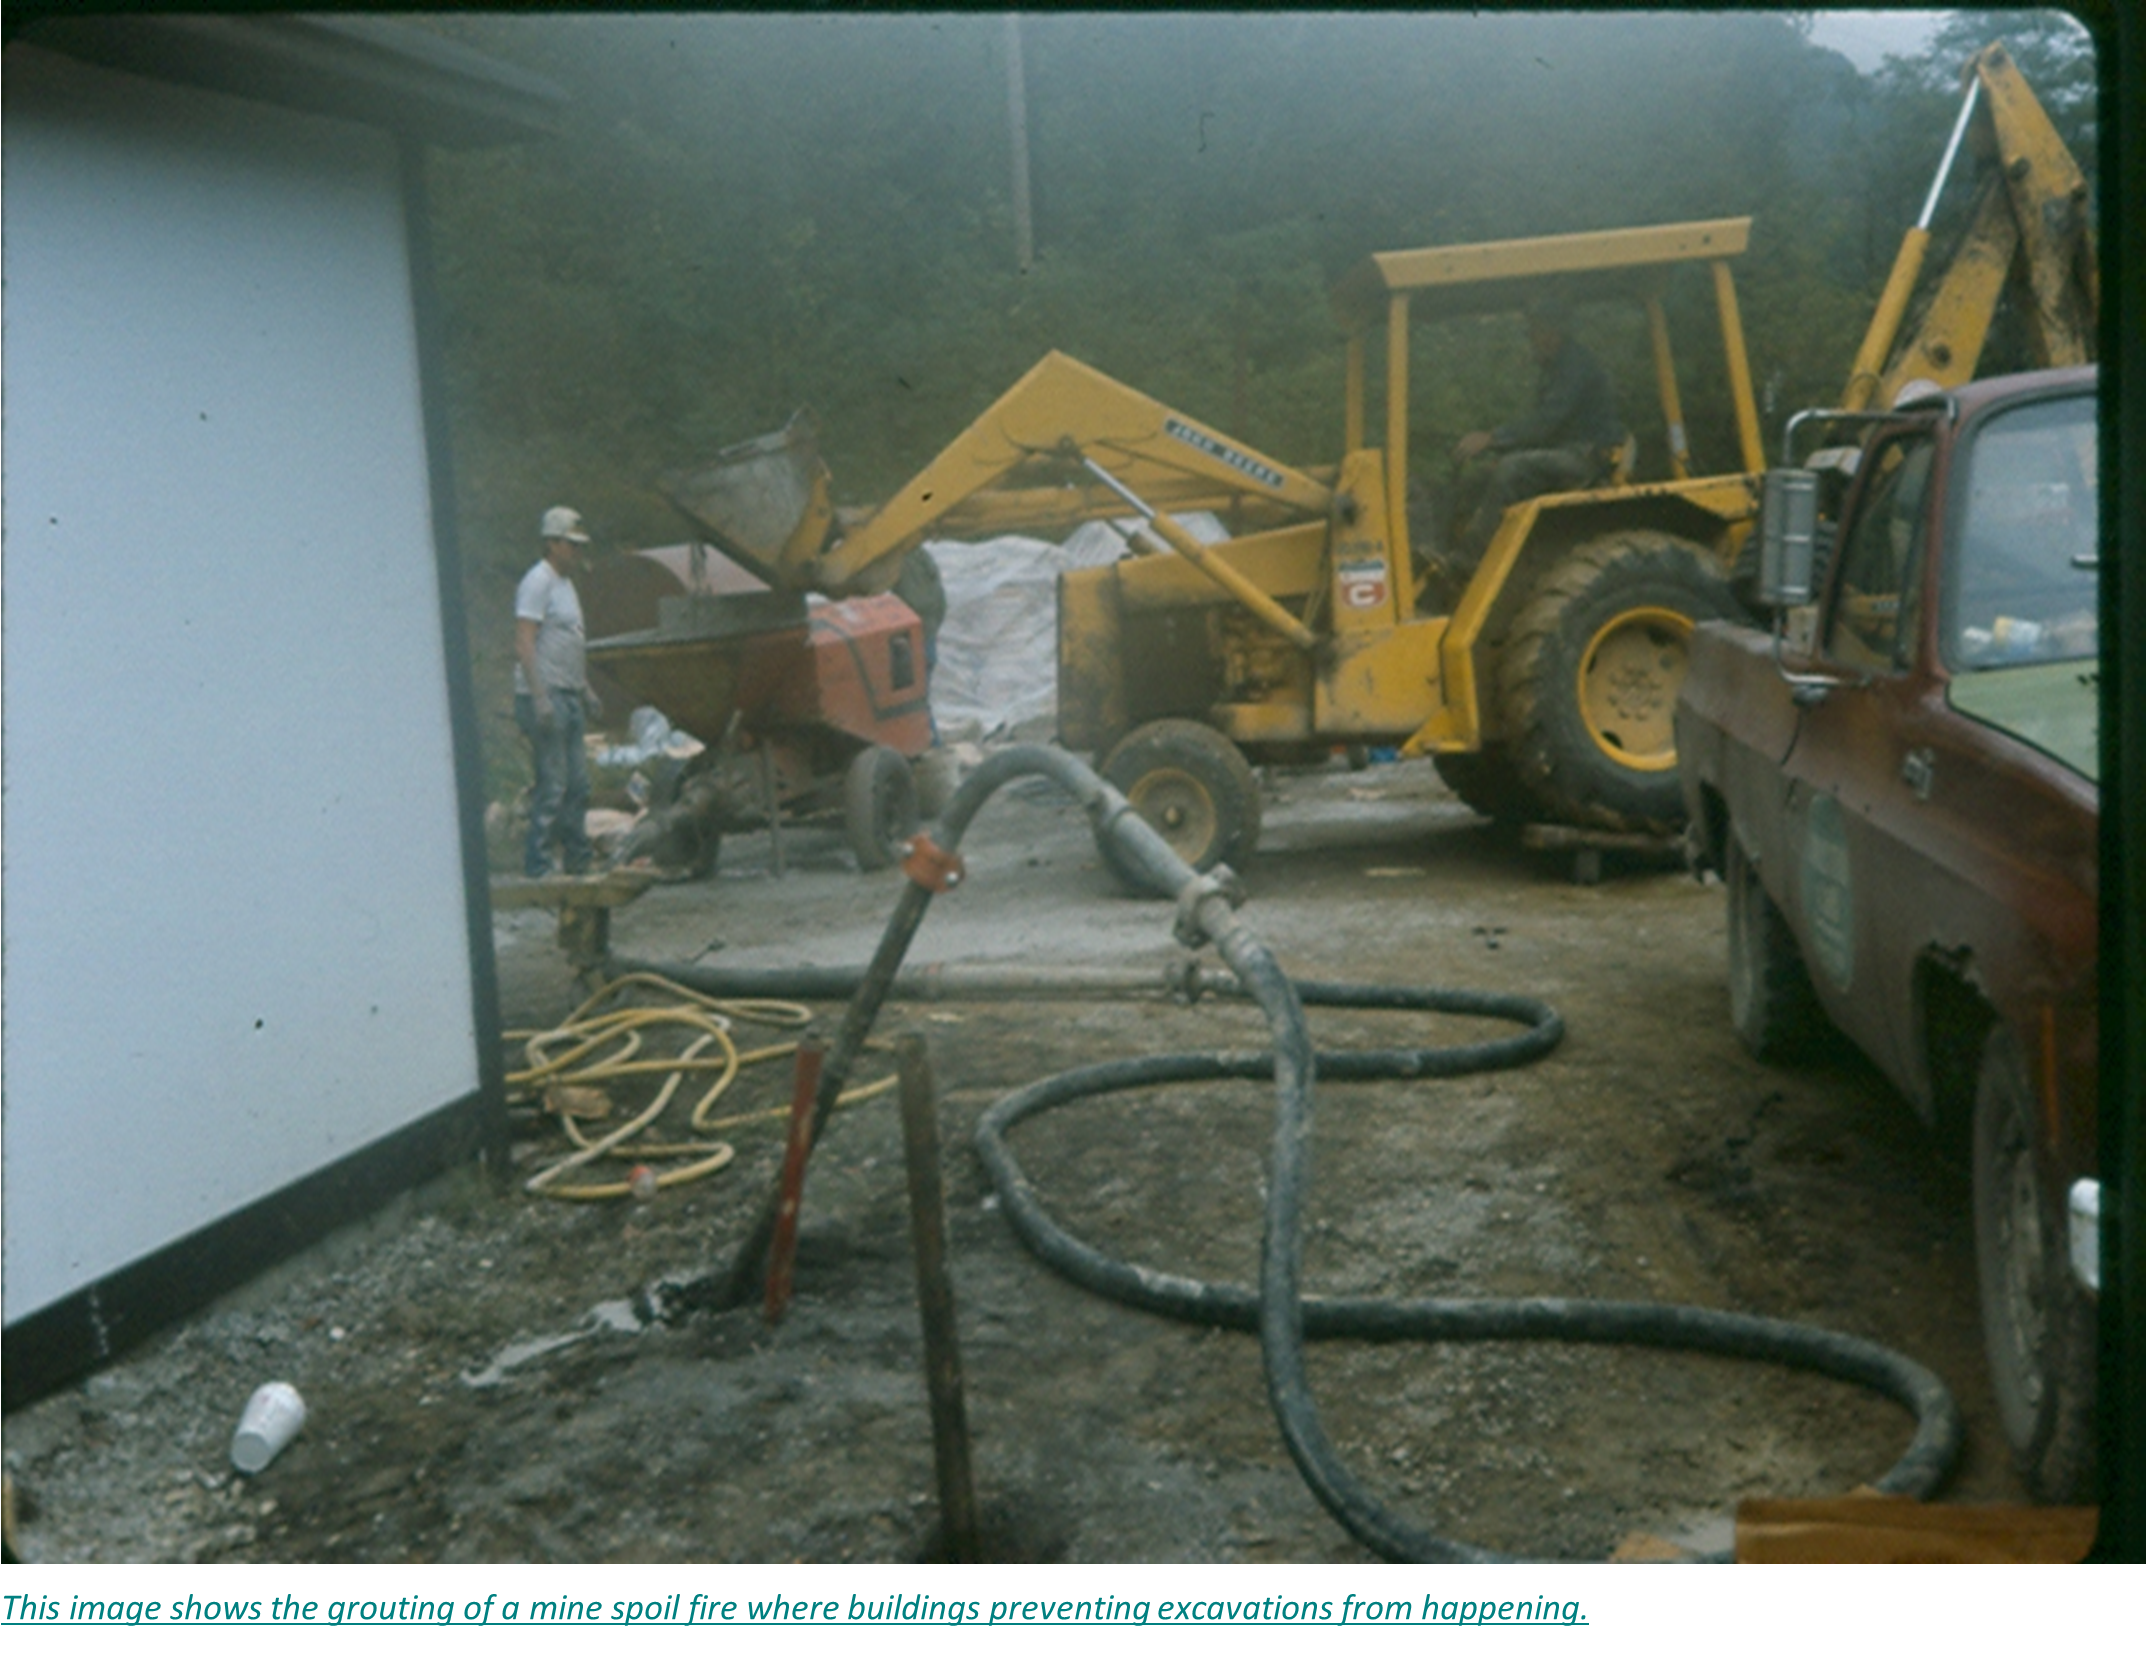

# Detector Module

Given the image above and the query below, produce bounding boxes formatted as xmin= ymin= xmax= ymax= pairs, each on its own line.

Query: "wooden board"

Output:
xmin=488 ymin=871 xmax=659 ymax=912
xmin=1735 ymin=1495 xmax=2099 ymax=1563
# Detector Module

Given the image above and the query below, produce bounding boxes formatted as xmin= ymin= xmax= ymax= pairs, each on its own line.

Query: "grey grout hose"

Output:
xmin=640 ymin=744 xmax=1963 ymax=1561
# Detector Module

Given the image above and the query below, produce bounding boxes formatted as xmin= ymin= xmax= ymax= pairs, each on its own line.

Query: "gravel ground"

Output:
xmin=2 ymin=754 xmax=2025 ymax=1563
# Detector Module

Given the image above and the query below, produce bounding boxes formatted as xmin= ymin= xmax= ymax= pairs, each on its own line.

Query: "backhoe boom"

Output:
xmin=1842 ymin=42 xmax=2094 ymax=410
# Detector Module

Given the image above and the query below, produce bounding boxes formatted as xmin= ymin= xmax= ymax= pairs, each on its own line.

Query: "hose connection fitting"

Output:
xmin=1161 ymin=951 xmax=1211 ymax=1005
xmin=1172 ymin=865 xmax=1246 ymax=950
xmin=901 ymin=833 xmax=966 ymax=893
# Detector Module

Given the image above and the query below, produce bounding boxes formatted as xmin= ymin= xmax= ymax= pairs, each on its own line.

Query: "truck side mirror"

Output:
xmin=1758 ymin=468 xmax=1820 ymax=607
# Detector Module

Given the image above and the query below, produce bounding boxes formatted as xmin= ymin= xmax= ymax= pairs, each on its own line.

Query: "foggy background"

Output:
xmin=407 ymin=9 xmax=2097 ymax=801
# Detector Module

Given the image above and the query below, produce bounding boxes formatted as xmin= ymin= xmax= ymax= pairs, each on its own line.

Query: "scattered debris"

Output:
xmin=2 ymin=757 xmax=2029 ymax=1563
xmin=460 ymin=1300 xmax=643 ymax=1390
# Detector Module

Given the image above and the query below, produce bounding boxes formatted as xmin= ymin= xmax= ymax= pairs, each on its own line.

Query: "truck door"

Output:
xmin=1774 ymin=425 xmax=1941 ymax=1085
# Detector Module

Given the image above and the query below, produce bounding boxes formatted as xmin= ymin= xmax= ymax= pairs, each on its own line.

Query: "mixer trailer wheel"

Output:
xmin=844 ymin=744 xmax=919 ymax=871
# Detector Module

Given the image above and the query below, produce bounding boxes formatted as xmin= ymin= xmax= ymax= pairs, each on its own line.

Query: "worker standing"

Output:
xmin=514 ymin=505 xmax=602 ymax=878
xmin=1452 ymin=300 xmax=1624 ymax=568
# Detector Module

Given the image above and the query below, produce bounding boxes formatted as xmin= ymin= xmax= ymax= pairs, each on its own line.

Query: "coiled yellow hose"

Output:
xmin=505 ymin=973 xmax=898 ymax=1201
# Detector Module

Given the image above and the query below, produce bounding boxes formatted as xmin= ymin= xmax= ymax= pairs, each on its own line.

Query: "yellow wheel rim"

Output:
xmin=1577 ymin=606 xmax=1694 ymax=771
xmin=1126 ymin=766 xmax=1219 ymax=864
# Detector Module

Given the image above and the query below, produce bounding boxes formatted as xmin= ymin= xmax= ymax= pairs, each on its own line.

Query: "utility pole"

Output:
xmin=1005 ymin=14 xmax=1034 ymax=274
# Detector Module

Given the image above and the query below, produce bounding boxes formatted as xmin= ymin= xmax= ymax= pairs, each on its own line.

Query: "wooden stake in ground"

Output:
xmin=896 ymin=1033 xmax=980 ymax=1560
xmin=763 ymin=1036 xmax=824 ymax=1324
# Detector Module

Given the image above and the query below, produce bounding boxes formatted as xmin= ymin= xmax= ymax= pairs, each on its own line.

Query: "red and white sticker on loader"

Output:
xmin=1338 ymin=560 xmax=1388 ymax=611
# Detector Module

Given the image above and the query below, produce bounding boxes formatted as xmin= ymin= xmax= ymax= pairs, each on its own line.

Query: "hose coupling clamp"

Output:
xmin=1172 ymin=865 xmax=1245 ymax=948
xmin=901 ymin=833 xmax=966 ymax=893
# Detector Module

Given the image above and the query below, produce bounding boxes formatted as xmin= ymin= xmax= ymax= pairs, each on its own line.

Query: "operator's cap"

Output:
xmin=540 ymin=505 xmax=591 ymax=544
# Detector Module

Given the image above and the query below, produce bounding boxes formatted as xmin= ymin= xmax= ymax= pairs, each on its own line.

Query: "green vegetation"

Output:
xmin=411 ymin=11 xmax=2097 ymax=804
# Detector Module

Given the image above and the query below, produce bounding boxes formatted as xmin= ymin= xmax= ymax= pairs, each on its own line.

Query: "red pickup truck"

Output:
xmin=1675 ymin=365 xmax=2099 ymax=1502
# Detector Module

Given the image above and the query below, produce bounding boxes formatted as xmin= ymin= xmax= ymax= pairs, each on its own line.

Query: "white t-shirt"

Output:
xmin=514 ymin=559 xmax=586 ymax=694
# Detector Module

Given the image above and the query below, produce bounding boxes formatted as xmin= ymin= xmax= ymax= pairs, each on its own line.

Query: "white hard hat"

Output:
xmin=540 ymin=505 xmax=591 ymax=543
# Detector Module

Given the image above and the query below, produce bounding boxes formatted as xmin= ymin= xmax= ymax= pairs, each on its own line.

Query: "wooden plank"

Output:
xmin=488 ymin=870 xmax=659 ymax=912
xmin=1736 ymin=1496 xmax=2099 ymax=1563
xmin=1519 ymin=823 xmax=1685 ymax=857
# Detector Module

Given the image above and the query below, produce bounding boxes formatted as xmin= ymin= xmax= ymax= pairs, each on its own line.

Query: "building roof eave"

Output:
xmin=14 ymin=12 xmax=566 ymax=147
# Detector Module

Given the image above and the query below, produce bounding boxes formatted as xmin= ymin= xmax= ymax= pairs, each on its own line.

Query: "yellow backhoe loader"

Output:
xmin=1838 ymin=42 xmax=2094 ymax=413
xmin=657 ymin=42 xmax=2090 ymax=884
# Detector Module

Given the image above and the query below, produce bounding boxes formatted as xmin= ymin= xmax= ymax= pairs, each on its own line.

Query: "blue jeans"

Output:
xmin=517 ymin=688 xmax=591 ymax=877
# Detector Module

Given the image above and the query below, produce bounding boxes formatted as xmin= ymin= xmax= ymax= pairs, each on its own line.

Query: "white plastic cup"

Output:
xmin=230 ymin=1381 xmax=306 ymax=1474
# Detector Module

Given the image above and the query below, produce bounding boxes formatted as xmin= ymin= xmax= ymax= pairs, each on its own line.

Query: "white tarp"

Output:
xmin=924 ymin=513 xmax=1228 ymax=738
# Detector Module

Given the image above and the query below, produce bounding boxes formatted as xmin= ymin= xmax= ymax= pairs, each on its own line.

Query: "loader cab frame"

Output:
xmin=1329 ymin=216 xmax=1770 ymax=585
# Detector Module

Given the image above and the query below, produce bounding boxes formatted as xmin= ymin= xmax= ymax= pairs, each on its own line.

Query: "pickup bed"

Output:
xmin=1676 ymin=365 xmax=2099 ymax=1502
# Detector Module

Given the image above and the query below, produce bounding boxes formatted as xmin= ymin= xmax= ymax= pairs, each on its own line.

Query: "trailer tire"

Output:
xmin=1497 ymin=532 xmax=1738 ymax=832
xmin=1099 ymin=719 xmax=1260 ymax=895
xmin=1725 ymin=832 xmax=1823 ymax=1060
xmin=1973 ymin=1024 xmax=2097 ymax=1503
xmin=844 ymin=745 xmax=918 ymax=872
xmin=1434 ymin=748 xmax=1539 ymax=826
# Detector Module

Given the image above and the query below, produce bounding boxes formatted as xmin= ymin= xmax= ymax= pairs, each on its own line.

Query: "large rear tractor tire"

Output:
xmin=1099 ymin=719 xmax=1261 ymax=896
xmin=1972 ymin=1024 xmax=2097 ymax=1502
xmin=1433 ymin=747 xmax=1540 ymax=827
xmin=1497 ymin=532 xmax=1739 ymax=832
xmin=1725 ymin=832 xmax=1823 ymax=1060
xmin=844 ymin=744 xmax=919 ymax=872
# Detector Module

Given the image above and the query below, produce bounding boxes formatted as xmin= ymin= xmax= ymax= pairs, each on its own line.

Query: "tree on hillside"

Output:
xmin=1854 ymin=9 xmax=2099 ymax=388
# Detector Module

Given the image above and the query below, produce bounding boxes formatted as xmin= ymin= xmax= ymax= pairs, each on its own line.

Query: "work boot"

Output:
xmin=1413 ymin=548 xmax=1471 ymax=615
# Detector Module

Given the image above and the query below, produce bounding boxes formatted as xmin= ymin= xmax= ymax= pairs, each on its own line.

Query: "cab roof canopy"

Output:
xmin=1330 ymin=216 xmax=1752 ymax=331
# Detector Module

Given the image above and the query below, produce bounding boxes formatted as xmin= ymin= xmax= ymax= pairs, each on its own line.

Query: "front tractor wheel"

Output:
xmin=1497 ymin=532 xmax=1740 ymax=832
xmin=1433 ymin=746 xmax=1539 ymax=826
xmin=1099 ymin=718 xmax=1261 ymax=896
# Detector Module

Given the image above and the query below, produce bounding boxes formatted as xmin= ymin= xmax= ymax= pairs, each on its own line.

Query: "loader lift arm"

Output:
xmin=789 ymin=351 xmax=1335 ymax=601
xmin=642 ymin=39 xmax=2090 ymax=886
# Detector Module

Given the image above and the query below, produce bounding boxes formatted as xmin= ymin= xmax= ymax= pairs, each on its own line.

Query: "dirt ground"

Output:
xmin=3 ymin=753 xmax=2029 ymax=1564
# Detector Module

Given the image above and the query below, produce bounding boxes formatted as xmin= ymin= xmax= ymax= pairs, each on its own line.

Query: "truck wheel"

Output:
xmin=1973 ymin=1024 xmax=2097 ymax=1502
xmin=1725 ymin=832 xmax=1822 ymax=1060
xmin=1434 ymin=748 xmax=1539 ymax=826
xmin=1099 ymin=719 xmax=1260 ymax=895
xmin=1497 ymin=532 xmax=1739 ymax=832
xmin=844 ymin=745 xmax=918 ymax=872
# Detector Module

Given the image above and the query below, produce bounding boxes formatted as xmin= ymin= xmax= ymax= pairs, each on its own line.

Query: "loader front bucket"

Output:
xmin=657 ymin=412 xmax=835 ymax=586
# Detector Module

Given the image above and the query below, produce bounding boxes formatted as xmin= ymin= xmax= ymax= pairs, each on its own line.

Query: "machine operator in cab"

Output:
xmin=1451 ymin=299 xmax=1625 ymax=570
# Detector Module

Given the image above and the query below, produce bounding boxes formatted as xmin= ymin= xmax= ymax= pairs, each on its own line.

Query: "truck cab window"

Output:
xmin=1825 ymin=434 xmax=1934 ymax=671
xmin=1942 ymin=395 xmax=2099 ymax=668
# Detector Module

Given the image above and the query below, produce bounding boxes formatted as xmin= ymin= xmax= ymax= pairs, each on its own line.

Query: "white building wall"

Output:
xmin=3 ymin=48 xmax=482 ymax=1323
